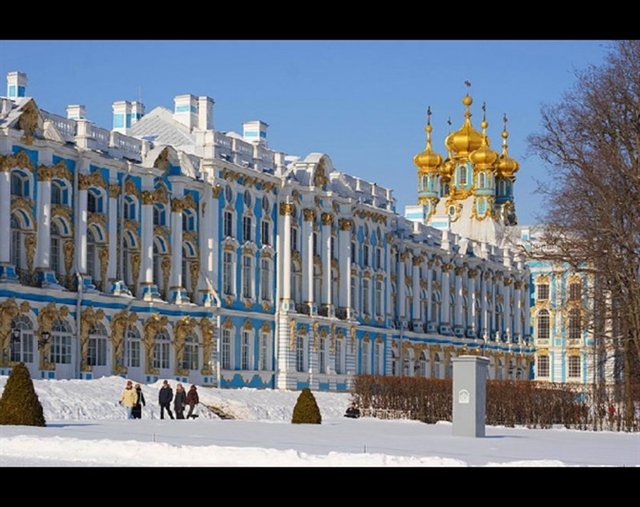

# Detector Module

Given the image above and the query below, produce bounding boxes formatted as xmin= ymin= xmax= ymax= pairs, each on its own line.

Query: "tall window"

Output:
xmin=568 ymin=309 xmax=581 ymax=340
xmin=418 ymin=351 xmax=429 ymax=377
xmin=87 ymin=189 xmax=103 ymax=213
xmin=223 ymin=251 xmax=234 ymax=296
xmin=295 ymin=335 xmax=305 ymax=372
xmin=10 ymin=215 xmax=23 ymax=270
xmin=260 ymin=259 xmax=271 ymax=302
xmin=537 ymin=283 xmax=549 ymax=301
xmin=361 ymin=340 xmax=370 ymax=374
xmin=182 ymin=209 xmax=195 ymax=232
xmin=362 ymin=279 xmax=370 ymax=315
xmin=459 ymin=165 xmax=467 ymax=185
xmin=51 ymin=180 xmax=64 ymax=205
xmin=125 ymin=326 xmax=141 ymax=368
xmin=478 ymin=172 xmax=486 ymax=188
xmin=330 ymin=236 xmax=336 ymax=260
xmin=50 ymin=221 xmax=62 ymax=278
xmin=375 ymin=248 xmax=382 ymax=270
xmin=87 ymin=324 xmax=108 ymax=366
xmin=10 ymin=315 xmax=33 ymax=364
xmin=242 ymin=216 xmax=252 ymax=243
xmin=350 ymin=276 xmax=356 ymax=311
xmin=363 ymin=245 xmax=369 ymax=267
xmin=313 ymin=265 xmax=322 ymax=305
xmin=183 ymin=334 xmax=199 ymax=370
xmin=292 ymin=263 xmax=302 ymax=304
xmin=319 ymin=336 xmax=326 ymax=374
xmin=261 ymin=220 xmax=270 ymax=246
xmin=569 ymin=281 xmax=582 ymax=302
xmin=11 ymin=171 xmax=28 ymax=196
xmin=221 ymin=328 xmax=232 ymax=370
xmin=568 ymin=356 xmax=581 ymax=378
xmin=51 ymin=319 xmax=72 ymax=364
xmin=537 ymin=309 xmax=550 ymax=340
xmin=351 ymin=241 xmax=356 ymax=263
xmin=259 ymin=332 xmax=269 ymax=371
xmin=242 ymin=255 xmax=253 ymax=299
xmin=241 ymin=329 xmax=251 ymax=370
xmin=223 ymin=211 xmax=233 ymax=238
xmin=537 ymin=355 xmax=549 ymax=377
xmin=153 ymin=242 xmax=162 ymax=289
xmin=153 ymin=203 xmax=165 ymax=226
xmin=373 ymin=340 xmax=381 ymax=375
xmin=433 ymin=353 xmax=441 ymax=379
xmin=291 ymin=227 xmax=298 ymax=252
xmin=375 ymin=280 xmax=383 ymax=317
xmin=153 ymin=329 xmax=170 ymax=370
xmin=335 ymin=338 xmax=344 ymax=374
xmin=124 ymin=196 xmax=136 ymax=220
xmin=313 ymin=232 xmax=319 ymax=256
xmin=86 ymin=228 xmax=98 ymax=281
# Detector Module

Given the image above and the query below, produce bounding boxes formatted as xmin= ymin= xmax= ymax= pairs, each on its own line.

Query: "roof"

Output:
xmin=129 ymin=107 xmax=194 ymax=149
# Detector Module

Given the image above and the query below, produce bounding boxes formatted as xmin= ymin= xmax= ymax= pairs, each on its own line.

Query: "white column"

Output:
xmin=468 ymin=270 xmax=477 ymax=334
xmin=454 ymin=266 xmax=464 ymax=328
xmin=35 ymin=171 xmax=52 ymax=269
xmin=384 ymin=236 xmax=392 ymax=320
xmin=441 ymin=263 xmax=451 ymax=326
xmin=412 ymin=257 xmax=421 ymax=322
xmin=208 ymin=183 xmax=219 ymax=292
xmin=280 ymin=201 xmax=292 ymax=304
xmin=77 ymin=172 xmax=88 ymax=275
xmin=523 ymin=281 xmax=531 ymax=339
xmin=398 ymin=252 xmax=406 ymax=319
xmin=0 ymin=168 xmax=10 ymax=263
xmin=321 ymin=212 xmax=333 ymax=307
xmin=426 ymin=260 xmax=433 ymax=323
xmin=169 ymin=182 xmax=184 ymax=295
xmin=301 ymin=209 xmax=314 ymax=306
xmin=338 ymin=218 xmax=352 ymax=311
xmin=481 ymin=272 xmax=489 ymax=337
xmin=107 ymin=183 xmax=118 ymax=281
xmin=503 ymin=278 xmax=512 ymax=340
xmin=140 ymin=175 xmax=154 ymax=289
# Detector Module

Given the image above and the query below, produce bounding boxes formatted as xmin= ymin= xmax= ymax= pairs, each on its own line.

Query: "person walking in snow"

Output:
xmin=174 ymin=383 xmax=187 ymax=420
xmin=158 ymin=380 xmax=175 ymax=420
xmin=186 ymin=385 xmax=199 ymax=419
xmin=132 ymin=384 xmax=146 ymax=419
xmin=119 ymin=380 xmax=137 ymax=420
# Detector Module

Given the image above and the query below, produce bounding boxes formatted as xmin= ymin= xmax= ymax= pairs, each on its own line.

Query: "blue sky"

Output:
xmin=0 ymin=40 xmax=610 ymax=224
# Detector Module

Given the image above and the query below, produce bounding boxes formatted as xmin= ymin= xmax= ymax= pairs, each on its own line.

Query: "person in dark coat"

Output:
xmin=186 ymin=385 xmax=199 ymax=419
xmin=344 ymin=402 xmax=361 ymax=419
xmin=158 ymin=380 xmax=174 ymax=420
xmin=132 ymin=384 xmax=146 ymax=419
xmin=174 ymin=383 xmax=187 ymax=420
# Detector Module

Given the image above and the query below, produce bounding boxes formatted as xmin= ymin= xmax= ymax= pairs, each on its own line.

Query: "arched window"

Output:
xmin=459 ymin=165 xmax=467 ymax=185
xmin=335 ymin=338 xmax=345 ymax=375
xmin=224 ymin=185 xmax=233 ymax=205
xmin=11 ymin=171 xmax=29 ymax=197
xmin=496 ymin=359 xmax=503 ymax=380
xmin=418 ymin=351 xmax=429 ymax=377
xmin=568 ymin=309 xmax=581 ymax=340
xmin=153 ymin=240 xmax=164 ymax=291
xmin=433 ymin=352 xmax=441 ymax=379
xmin=153 ymin=203 xmax=166 ymax=226
xmin=261 ymin=219 xmax=270 ymax=246
xmin=124 ymin=195 xmax=136 ymax=220
xmin=10 ymin=214 xmax=24 ymax=270
xmin=153 ymin=329 xmax=170 ymax=370
xmin=260 ymin=258 xmax=271 ymax=303
xmin=125 ymin=326 xmax=141 ymax=368
xmin=243 ymin=189 xmax=252 ymax=209
xmin=372 ymin=340 xmax=381 ymax=375
xmin=537 ymin=355 xmax=549 ymax=377
xmin=537 ymin=309 xmax=550 ymax=340
xmin=50 ymin=221 xmax=62 ymax=278
xmin=51 ymin=319 xmax=72 ymax=364
xmin=87 ymin=188 xmax=103 ymax=213
xmin=431 ymin=292 xmax=440 ymax=324
xmin=10 ymin=315 xmax=34 ymax=364
xmin=123 ymin=232 xmax=137 ymax=290
xmin=258 ymin=331 xmax=270 ymax=371
xmin=568 ymin=356 xmax=581 ymax=379
xmin=391 ymin=349 xmax=398 ymax=376
xmin=295 ymin=334 xmax=306 ymax=372
xmin=182 ymin=208 xmax=196 ymax=232
xmin=88 ymin=323 xmax=108 ymax=366
xmin=182 ymin=334 xmax=199 ymax=371
xmin=478 ymin=172 xmax=486 ymax=188
xmin=51 ymin=180 xmax=65 ymax=205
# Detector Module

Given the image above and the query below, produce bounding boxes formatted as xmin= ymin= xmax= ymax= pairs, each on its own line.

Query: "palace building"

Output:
xmin=0 ymin=71 xmax=533 ymax=390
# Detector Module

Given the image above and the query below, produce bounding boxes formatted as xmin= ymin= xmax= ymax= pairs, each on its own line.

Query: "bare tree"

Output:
xmin=529 ymin=40 xmax=640 ymax=430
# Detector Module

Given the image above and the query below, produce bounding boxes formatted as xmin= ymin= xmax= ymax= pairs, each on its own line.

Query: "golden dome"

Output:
xmin=496 ymin=114 xmax=520 ymax=178
xmin=445 ymin=92 xmax=483 ymax=157
xmin=439 ymin=151 xmax=455 ymax=180
xmin=469 ymin=104 xmax=499 ymax=170
xmin=413 ymin=107 xmax=443 ymax=174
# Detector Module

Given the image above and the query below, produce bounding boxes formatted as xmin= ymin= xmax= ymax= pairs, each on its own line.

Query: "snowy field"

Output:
xmin=0 ymin=376 xmax=638 ymax=467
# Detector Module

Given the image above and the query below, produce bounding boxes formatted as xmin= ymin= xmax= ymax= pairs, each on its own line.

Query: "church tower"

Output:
xmin=405 ymin=83 xmax=521 ymax=246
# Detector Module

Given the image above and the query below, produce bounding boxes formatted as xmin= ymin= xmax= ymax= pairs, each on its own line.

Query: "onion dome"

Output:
xmin=413 ymin=107 xmax=443 ymax=174
xmin=496 ymin=113 xmax=520 ymax=178
xmin=469 ymin=102 xmax=499 ymax=170
xmin=445 ymin=84 xmax=483 ymax=158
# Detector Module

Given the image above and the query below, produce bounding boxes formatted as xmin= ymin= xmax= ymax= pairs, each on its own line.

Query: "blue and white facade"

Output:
xmin=0 ymin=71 xmax=533 ymax=390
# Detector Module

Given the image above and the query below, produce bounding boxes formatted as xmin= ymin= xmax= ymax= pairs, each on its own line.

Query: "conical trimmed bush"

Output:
xmin=0 ymin=363 xmax=46 ymax=426
xmin=291 ymin=388 xmax=322 ymax=424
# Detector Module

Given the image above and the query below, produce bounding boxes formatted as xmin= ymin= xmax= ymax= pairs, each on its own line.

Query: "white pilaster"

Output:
xmin=301 ymin=209 xmax=314 ymax=306
xmin=35 ymin=177 xmax=51 ymax=269
xmin=169 ymin=181 xmax=184 ymax=297
xmin=412 ymin=257 xmax=421 ymax=322
xmin=321 ymin=213 xmax=333 ymax=308
xmin=77 ymin=170 xmax=88 ymax=275
xmin=140 ymin=175 xmax=154 ymax=290
xmin=513 ymin=280 xmax=522 ymax=339
xmin=468 ymin=270 xmax=477 ymax=334
xmin=454 ymin=267 xmax=464 ymax=328
xmin=0 ymin=169 xmax=10 ymax=263
xmin=280 ymin=201 xmax=292 ymax=305
xmin=384 ymin=238 xmax=392 ymax=320
xmin=441 ymin=263 xmax=451 ymax=326
xmin=107 ymin=182 xmax=118 ymax=281
xmin=398 ymin=252 xmax=406 ymax=319
xmin=338 ymin=218 xmax=352 ymax=311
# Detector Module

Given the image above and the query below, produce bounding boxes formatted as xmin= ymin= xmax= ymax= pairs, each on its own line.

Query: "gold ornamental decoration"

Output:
xmin=36 ymin=302 xmax=68 ymax=371
xmin=0 ymin=298 xmax=26 ymax=367
xmin=80 ymin=307 xmax=105 ymax=372
xmin=109 ymin=184 xmax=120 ymax=199
xmin=303 ymin=208 xmax=316 ymax=222
xmin=143 ymin=313 xmax=169 ymax=375
xmin=131 ymin=252 xmax=141 ymax=287
xmin=17 ymin=101 xmax=39 ymax=145
xmin=52 ymin=204 xmax=72 ymax=223
xmin=37 ymin=165 xmax=53 ymax=181
xmin=171 ymin=197 xmax=185 ymax=213
xmin=141 ymin=191 xmax=154 ymax=205
xmin=174 ymin=316 xmax=197 ymax=376
xmin=110 ymin=310 xmax=138 ymax=375
xmin=99 ymin=247 xmax=109 ymax=290
xmin=320 ymin=212 xmax=333 ymax=226
xmin=200 ymin=317 xmax=215 ymax=375
xmin=190 ymin=259 xmax=200 ymax=295
xmin=125 ymin=179 xmax=139 ymax=198
xmin=161 ymin=255 xmax=171 ymax=299
xmin=279 ymin=202 xmax=294 ymax=216
xmin=25 ymin=233 xmax=36 ymax=274
xmin=153 ymin=147 xmax=170 ymax=171
xmin=338 ymin=218 xmax=353 ymax=231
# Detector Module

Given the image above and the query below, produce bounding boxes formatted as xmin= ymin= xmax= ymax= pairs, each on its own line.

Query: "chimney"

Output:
xmin=197 ymin=96 xmax=214 ymax=130
xmin=66 ymin=104 xmax=86 ymax=120
xmin=174 ymin=94 xmax=198 ymax=130
xmin=131 ymin=101 xmax=145 ymax=126
xmin=7 ymin=71 xmax=27 ymax=98
xmin=242 ymin=120 xmax=268 ymax=146
xmin=112 ymin=100 xmax=131 ymax=134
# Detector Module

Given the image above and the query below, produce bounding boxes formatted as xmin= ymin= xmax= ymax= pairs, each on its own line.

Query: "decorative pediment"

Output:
xmin=14 ymin=100 xmax=43 ymax=145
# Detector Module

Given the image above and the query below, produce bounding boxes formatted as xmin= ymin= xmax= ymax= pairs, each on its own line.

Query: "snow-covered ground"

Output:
xmin=0 ymin=376 xmax=638 ymax=467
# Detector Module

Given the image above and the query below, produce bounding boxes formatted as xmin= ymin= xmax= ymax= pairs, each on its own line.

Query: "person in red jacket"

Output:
xmin=186 ymin=385 xmax=199 ymax=419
